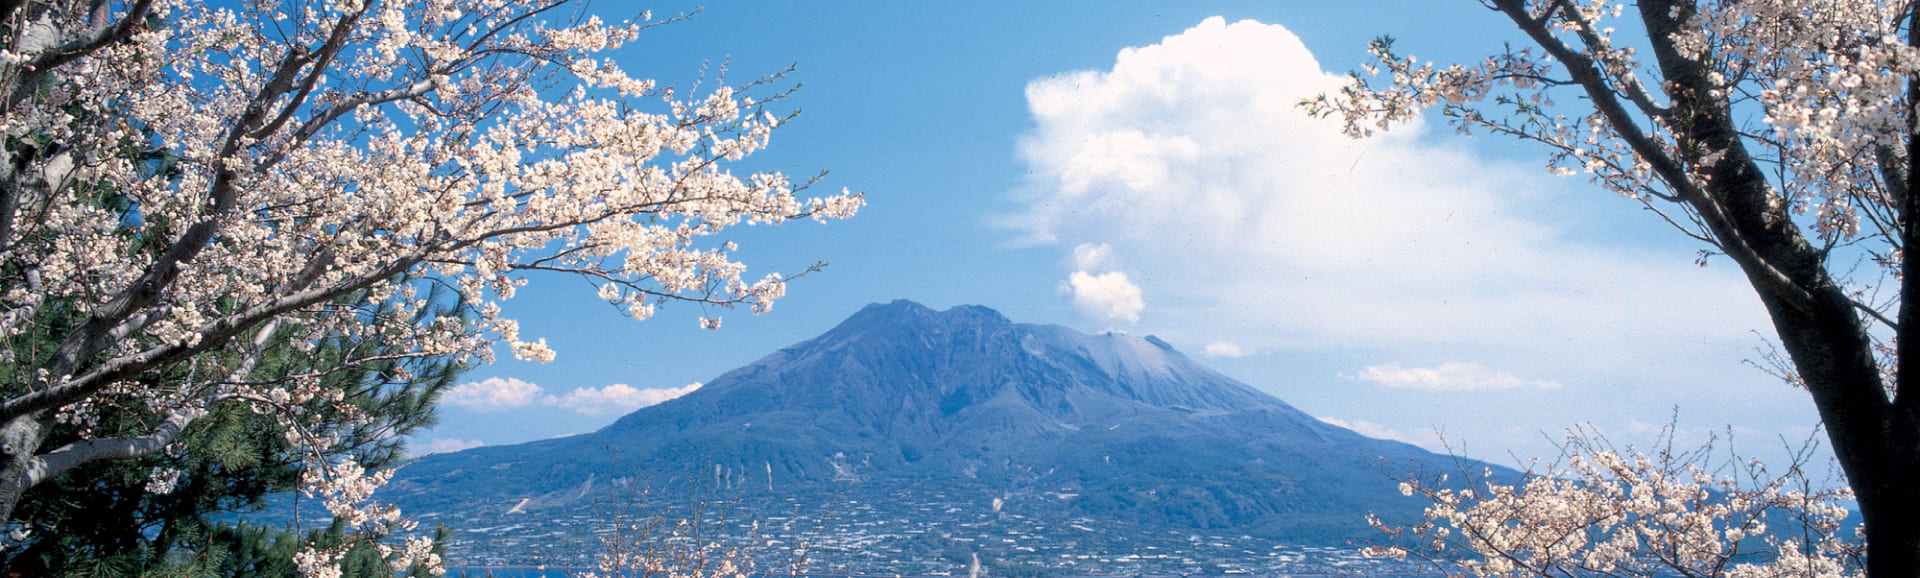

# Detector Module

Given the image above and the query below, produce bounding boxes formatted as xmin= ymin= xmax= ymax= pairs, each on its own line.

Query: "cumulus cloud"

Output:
xmin=1351 ymin=362 xmax=1562 ymax=391
xmin=1318 ymin=416 xmax=1444 ymax=452
xmin=1009 ymin=15 xmax=1765 ymax=384
xmin=1203 ymin=341 xmax=1252 ymax=358
xmin=443 ymin=377 xmax=546 ymax=412
xmin=415 ymin=438 xmax=484 ymax=456
xmin=1066 ymin=270 xmax=1145 ymax=324
xmin=1063 ymin=242 xmax=1146 ymax=324
xmin=553 ymin=382 xmax=703 ymax=417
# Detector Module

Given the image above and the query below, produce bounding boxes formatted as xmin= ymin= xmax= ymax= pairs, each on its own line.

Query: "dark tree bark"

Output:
xmin=1479 ymin=1 xmax=1920 ymax=575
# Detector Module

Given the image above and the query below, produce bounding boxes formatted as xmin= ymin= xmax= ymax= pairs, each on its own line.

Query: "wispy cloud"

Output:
xmin=1318 ymin=416 xmax=1444 ymax=452
xmin=414 ymin=438 xmax=484 ymax=456
xmin=1203 ymin=341 xmax=1252 ymax=358
xmin=1072 ymin=242 xmax=1118 ymax=271
xmin=1350 ymin=362 xmax=1562 ymax=391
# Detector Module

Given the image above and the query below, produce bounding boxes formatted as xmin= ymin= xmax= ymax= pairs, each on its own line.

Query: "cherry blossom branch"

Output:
xmin=1552 ymin=0 xmax=1670 ymax=121
xmin=1373 ymin=422 xmax=1858 ymax=577
xmin=0 ymin=254 xmax=427 ymax=424
xmin=1495 ymin=0 xmax=1822 ymax=316
xmin=36 ymin=6 xmax=348 ymax=389
xmin=9 ymin=0 xmax=155 ymax=107
xmin=24 ymin=404 xmax=194 ymax=486
xmin=26 ymin=307 xmax=297 ymax=485
xmin=0 ymin=5 xmax=860 ymax=554
xmin=206 ymin=353 xmax=439 ymax=391
xmin=248 ymin=4 xmax=370 ymax=141
xmin=9 ymin=158 xmax=827 ymax=421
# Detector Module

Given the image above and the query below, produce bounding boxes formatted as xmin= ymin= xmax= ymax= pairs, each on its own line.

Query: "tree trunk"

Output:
xmin=1763 ymin=285 xmax=1920 ymax=578
xmin=0 ymin=414 xmax=45 ymax=527
xmin=1615 ymin=3 xmax=1920 ymax=575
xmin=1855 ymin=406 xmax=1920 ymax=577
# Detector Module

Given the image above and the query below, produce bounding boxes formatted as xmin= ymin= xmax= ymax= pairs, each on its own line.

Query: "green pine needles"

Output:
xmin=0 ymin=285 xmax=469 ymax=576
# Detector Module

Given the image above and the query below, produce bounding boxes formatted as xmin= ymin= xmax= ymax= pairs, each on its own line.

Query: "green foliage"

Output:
xmin=40 ymin=520 xmax=453 ymax=578
xmin=0 ymin=284 xmax=469 ymax=576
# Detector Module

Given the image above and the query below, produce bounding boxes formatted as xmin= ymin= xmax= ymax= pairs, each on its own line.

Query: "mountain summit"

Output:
xmin=601 ymin=299 xmax=1287 ymax=442
xmin=386 ymin=301 xmax=1484 ymax=565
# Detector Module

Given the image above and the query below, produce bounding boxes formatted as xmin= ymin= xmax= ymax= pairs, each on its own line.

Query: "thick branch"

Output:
xmin=8 ymin=0 xmax=154 ymax=110
xmin=1556 ymin=0 xmax=1669 ymax=120
xmin=249 ymin=6 xmax=368 ymax=141
xmin=264 ymin=76 xmax=441 ymax=170
xmin=1493 ymin=0 xmax=1818 ymax=314
xmin=38 ymin=4 xmax=361 ymax=391
xmin=25 ymin=314 xmax=292 ymax=486
xmin=0 ymin=251 xmax=417 ymax=425
xmin=25 ymin=407 xmax=193 ymax=486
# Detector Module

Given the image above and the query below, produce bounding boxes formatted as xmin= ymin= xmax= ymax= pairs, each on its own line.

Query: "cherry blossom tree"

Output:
xmin=4 ymin=287 xmax=466 ymax=575
xmin=1307 ymin=1 xmax=1920 ymax=575
xmin=0 ymin=0 xmax=859 ymax=573
xmin=1372 ymin=426 xmax=1862 ymax=578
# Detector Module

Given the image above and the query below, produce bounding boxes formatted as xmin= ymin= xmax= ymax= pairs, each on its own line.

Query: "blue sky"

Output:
xmin=413 ymin=2 xmax=1828 ymax=472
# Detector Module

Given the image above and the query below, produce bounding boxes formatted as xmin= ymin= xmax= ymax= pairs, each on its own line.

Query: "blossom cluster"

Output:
xmin=1370 ymin=427 xmax=1860 ymax=577
xmin=298 ymin=458 xmax=444 ymax=576
xmin=1674 ymin=0 xmax=1920 ymax=242
xmin=0 ymin=0 xmax=859 ymax=576
xmin=1305 ymin=0 xmax=1917 ymax=259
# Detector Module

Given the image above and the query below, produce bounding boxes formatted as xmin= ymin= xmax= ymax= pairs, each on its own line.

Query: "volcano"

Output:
xmin=384 ymin=301 xmax=1490 ymax=567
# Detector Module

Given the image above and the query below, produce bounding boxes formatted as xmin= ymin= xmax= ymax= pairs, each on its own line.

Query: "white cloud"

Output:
xmin=415 ymin=438 xmax=484 ymax=456
xmin=553 ymin=382 xmax=703 ymax=417
xmin=444 ymin=378 xmax=706 ymax=418
xmin=1072 ymin=242 xmax=1118 ymax=271
xmin=1318 ymin=416 xmax=1445 ymax=452
xmin=1066 ymin=270 xmax=1144 ymax=324
xmin=1010 ymin=15 xmax=1766 ymax=380
xmin=443 ymin=377 xmax=546 ymax=412
xmin=1203 ymin=341 xmax=1252 ymax=358
xmin=1351 ymin=362 xmax=1561 ymax=391
xmin=1062 ymin=242 xmax=1145 ymax=324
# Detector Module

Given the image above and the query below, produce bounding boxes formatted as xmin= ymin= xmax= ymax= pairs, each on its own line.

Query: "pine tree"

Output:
xmin=0 ymin=285 xmax=465 ymax=576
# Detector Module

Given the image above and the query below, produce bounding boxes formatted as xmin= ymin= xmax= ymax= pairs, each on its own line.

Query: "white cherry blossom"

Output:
xmin=0 ymin=0 xmax=860 ymax=574
xmin=1305 ymin=1 xmax=1920 ymax=571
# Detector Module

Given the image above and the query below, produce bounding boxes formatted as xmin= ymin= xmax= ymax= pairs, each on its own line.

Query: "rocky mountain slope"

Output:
xmin=385 ymin=300 xmax=1492 ymax=560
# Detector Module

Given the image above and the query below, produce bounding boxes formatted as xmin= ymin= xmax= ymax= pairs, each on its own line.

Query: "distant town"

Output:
xmin=408 ymin=486 xmax=1429 ymax=576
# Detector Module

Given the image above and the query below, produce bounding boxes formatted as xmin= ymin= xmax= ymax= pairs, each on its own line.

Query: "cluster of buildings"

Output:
xmin=417 ymin=486 xmax=1434 ymax=576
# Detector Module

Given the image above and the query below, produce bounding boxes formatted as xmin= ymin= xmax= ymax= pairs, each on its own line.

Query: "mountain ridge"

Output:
xmin=384 ymin=300 xmax=1488 ymax=566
